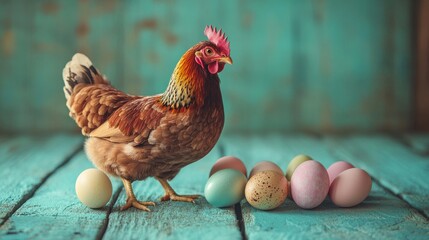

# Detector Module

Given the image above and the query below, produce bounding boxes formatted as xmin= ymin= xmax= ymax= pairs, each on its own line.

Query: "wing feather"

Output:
xmin=88 ymin=95 xmax=166 ymax=145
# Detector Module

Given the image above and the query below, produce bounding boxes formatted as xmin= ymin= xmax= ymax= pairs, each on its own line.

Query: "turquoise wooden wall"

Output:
xmin=0 ymin=0 xmax=412 ymax=134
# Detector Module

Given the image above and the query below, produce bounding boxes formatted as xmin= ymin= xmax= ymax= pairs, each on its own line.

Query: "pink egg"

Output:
xmin=291 ymin=160 xmax=329 ymax=209
xmin=327 ymin=161 xmax=354 ymax=185
xmin=209 ymin=156 xmax=247 ymax=177
xmin=329 ymin=168 xmax=372 ymax=207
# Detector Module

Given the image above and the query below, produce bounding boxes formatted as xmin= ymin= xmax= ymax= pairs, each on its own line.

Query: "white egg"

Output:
xmin=75 ymin=168 xmax=112 ymax=208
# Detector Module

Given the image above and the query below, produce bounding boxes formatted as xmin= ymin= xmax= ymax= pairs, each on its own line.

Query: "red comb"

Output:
xmin=204 ymin=25 xmax=230 ymax=56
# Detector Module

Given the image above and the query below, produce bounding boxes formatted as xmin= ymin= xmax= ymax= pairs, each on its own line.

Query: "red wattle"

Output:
xmin=208 ymin=62 xmax=219 ymax=74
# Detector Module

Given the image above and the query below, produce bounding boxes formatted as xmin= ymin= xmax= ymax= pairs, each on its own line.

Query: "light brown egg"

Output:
xmin=249 ymin=161 xmax=283 ymax=178
xmin=245 ymin=170 xmax=288 ymax=210
xmin=209 ymin=156 xmax=247 ymax=177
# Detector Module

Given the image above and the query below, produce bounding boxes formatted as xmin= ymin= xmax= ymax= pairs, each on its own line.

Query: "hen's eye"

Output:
xmin=205 ymin=48 xmax=214 ymax=56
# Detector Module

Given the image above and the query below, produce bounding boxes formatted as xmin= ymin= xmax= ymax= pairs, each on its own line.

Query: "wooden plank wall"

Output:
xmin=415 ymin=0 xmax=429 ymax=131
xmin=0 ymin=0 xmax=412 ymax=134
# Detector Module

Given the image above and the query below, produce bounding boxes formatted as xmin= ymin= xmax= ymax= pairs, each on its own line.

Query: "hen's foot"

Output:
xmin=156 ymin=177 xmax=200 ymax=203
xmin=121 ymin=197 xmax=156 ymax=211
xmin=160 ymin=193 xmax=199 ymax=203
xmin=121 ymin=178 xmax=155 ymax=211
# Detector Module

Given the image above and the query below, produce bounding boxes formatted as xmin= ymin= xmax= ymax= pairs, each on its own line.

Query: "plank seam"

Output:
xmin=0 ymin=143 xmax=83 ymax=227
xmin=96 ymin=186 xmax=123 ymax=240
xmin=370 ymin=176 xmax=429 ymax=221
xmin=234 ymin=203 xmax=248 ymax=240
xmin=219 ymin=143 xmax=248 ymax=240
xmin=391 ymin=133 xmax=429 ymax=156
xmin=325 ymin=138 xmax=429 ymax=222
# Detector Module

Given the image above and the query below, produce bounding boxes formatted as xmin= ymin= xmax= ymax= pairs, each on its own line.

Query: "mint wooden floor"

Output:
xmin=0 ymin=134 xmax=428 ymax=239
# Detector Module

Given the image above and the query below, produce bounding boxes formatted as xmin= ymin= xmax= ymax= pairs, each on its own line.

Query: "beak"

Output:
xmin=216 ymin=56 xmax=233 ymax=65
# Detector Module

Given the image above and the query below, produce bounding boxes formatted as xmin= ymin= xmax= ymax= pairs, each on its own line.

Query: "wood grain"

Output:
xmin=403 ymin=133 xmax=429 ymax=155
xmin=1 ymin=134 xmax=429 ymax=239
xmin=325 ymin=135 xmax=429 ymax=217
xmin=102 ymin=144 xmax=242 ymax=239
xmin=0 ymin=135 xmax=82 ymax=223
xmin=222 ymin=135 xmax=429 ymax=239
xmin=0 ymin=151 xmax=123 ymax=239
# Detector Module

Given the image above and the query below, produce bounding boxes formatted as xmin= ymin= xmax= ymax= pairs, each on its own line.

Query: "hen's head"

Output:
xmin=194 ymin=26 xmax=233 ymax=74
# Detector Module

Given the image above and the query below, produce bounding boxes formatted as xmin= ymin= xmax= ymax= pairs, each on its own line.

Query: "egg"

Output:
xmin=329 ymin=168 xmax=372 ymax=207
xmin=245 ymin=170 xmax=288 ymax=210
xmin=205 ymin=169 xmax=247 ymax=208
xmin=285 ymin=154 xmax=312 ymax=180
xmin=75 ymin=168 xmax=112 ymax=208
xmin=249 ymin=161 xmax=283 ymax=178
xmin=327 ymin=161 xmax=354 ymax=185
xmin=291 ymin=160 xmax=329 ymax=209
xmin=209 ymin=156 xmax=247 ymax=177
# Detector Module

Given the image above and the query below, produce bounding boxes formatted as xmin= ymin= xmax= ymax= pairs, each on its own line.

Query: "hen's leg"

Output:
xmin=156 ymin=178 xmax=199 ymax=203
xmin=121 ymin=178 xmax=156 ymax=211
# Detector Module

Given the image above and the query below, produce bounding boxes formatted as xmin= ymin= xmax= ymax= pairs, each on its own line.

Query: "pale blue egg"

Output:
xmin=204 ymin=169 xmax=247 ymax=208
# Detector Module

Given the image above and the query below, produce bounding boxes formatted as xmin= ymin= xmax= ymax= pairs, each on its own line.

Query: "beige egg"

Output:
xmin=249 ymin=161 xmax=283 ymax=178
xmin=75 ymin=168 xmax=112 ymax=208
xmin=245 ymin=170 xmax=288 ymax=210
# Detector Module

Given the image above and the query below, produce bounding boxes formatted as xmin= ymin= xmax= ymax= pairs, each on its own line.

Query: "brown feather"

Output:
xmin=68 ymin=84 xmax=135 ymax=134
xmin=65 ymin=41 xmax=226 ymax=181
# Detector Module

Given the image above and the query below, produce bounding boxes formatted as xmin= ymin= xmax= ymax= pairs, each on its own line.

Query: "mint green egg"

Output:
xmin=204 ymin=169 xmax=247 ymax=208
xmin=285 ymin=154 xmax=312 ymax=180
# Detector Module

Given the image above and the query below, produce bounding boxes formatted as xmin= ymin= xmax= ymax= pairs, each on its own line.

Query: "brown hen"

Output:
xmin=63 ymin=26 xmax=232 ymax=211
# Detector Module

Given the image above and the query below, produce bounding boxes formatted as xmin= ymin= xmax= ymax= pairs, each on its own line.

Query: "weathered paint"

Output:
xmin=102 ymin=144 xmax=242 ymax=240
xmin=0 ymin=151 xmax=122 ymax=239
xmin=0 ymin=139 xmax=242 ymax=239
xmin=2 ymin=134 xmax=429 ymax=239
xmin=325 ymin=135 xmax=429 ymax=217
xmin=0 ymin=134 xmax=82 ymax=222
xmin=221 ymin=135 xmax=429 ymax=239
xmin=0 ymin=0 xmax=412 ymax=134
xmin=403 ymin=134 xmax=429 ymax=155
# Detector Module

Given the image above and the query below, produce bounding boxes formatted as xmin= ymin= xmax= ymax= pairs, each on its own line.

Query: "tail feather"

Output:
xmin=62 ymin=53 xmax=108 ymax=104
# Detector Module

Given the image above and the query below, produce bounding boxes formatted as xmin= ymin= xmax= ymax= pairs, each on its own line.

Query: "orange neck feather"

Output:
xmin=161 ymin=42 xmax=222 ymax=109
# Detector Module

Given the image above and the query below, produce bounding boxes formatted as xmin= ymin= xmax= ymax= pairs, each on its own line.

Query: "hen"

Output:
xmin=62 ymin=26 xmax=232 ymax=211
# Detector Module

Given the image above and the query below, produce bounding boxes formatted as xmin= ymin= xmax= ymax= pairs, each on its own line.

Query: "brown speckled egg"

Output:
xmin=245 ymin=170 xmax=288 ymax=210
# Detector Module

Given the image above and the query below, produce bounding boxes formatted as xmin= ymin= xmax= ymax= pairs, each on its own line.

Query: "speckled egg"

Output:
xmin=327 ymin=161 xmax=354 ymax=185
xmin=75 ymin=168 xmax=112 ymax=209
xmin=209 ymin=156 xmax=247 ymax=177
xmin=329 ymin=168 xmax=372 ymax=207
xmin=205 ymin=169 xmax=247 ymax=208
xmin=249 ymin=161 xmax=283 ymax=178
xmin=245 ymin=170 xmax=288 ymax=210
xmin=291 ymin=160 xmax=329 ymax=209
xmin=285 ymin=154 xmax=312 ymax=180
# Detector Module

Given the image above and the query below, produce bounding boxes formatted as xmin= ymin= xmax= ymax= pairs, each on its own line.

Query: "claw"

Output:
xmin=161 ymin=194 xmax=199 ymax=203
xmin=120 ymin=178 xmax=155 ymax=211
xmin=156 ymin=177 xmax=200 ymax=203
xmin=121 ymin=198 xmax=155 ymax=211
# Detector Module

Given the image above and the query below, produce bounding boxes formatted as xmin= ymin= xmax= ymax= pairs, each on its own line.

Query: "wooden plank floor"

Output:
xmin=0 ymin=134 xmax=428 ymax=239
